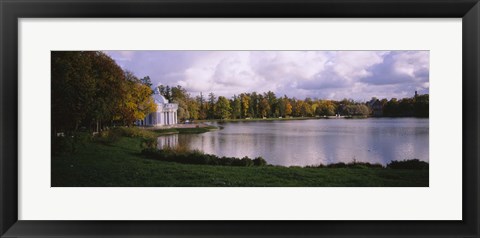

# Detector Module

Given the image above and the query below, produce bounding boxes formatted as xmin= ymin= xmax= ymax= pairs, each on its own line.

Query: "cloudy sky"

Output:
xmin=105 ymin=51 xmax=429 ymax=101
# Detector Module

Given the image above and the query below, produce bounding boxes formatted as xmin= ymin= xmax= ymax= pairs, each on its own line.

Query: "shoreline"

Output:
xmin=196 ymin=116 xmax=428 ymax=123
xmin=138 ymin=122 xmax=215 ymax=129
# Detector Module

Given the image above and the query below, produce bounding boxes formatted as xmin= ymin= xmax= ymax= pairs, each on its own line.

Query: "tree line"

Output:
xmin=379 ymin=94 xmax=429 ymax=117
xmin=157 ymin=85 xmax=429 ymax=121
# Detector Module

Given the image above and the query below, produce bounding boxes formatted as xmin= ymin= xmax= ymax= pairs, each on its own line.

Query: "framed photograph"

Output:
xmin=1 ymin=0 xmax=479 ymax=237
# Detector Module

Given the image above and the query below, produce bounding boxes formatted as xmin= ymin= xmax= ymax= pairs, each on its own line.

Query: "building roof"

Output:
xmin=154 ymin=93 xmax=169 ymax=104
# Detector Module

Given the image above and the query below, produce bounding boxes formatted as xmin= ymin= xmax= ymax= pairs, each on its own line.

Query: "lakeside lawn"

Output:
xmin=51 ymin=127 xmax=428 ymax=187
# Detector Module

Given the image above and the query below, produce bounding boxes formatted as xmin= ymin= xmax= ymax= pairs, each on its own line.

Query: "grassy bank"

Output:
xmin=52 ymin=128 xmax=428 ymax=187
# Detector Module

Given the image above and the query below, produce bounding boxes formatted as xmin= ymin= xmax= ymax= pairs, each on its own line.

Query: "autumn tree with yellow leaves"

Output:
xmin=52 ymin=51 xmax=156 ymax=134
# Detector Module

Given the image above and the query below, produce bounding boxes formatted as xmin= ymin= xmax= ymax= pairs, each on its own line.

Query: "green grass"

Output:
xmin=52 ymin=132 xmax=428 ymax=187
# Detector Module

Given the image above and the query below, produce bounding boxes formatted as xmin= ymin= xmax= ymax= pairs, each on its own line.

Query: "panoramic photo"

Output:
xmin=51 ymin=50 xmax=429 ymax=187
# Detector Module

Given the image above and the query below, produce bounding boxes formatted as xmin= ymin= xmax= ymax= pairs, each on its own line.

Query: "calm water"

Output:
xmin=158 ymin=118 xmax=429 ymax=166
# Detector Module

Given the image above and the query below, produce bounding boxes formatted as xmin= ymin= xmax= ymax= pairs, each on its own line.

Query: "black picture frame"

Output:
xmin=1 ymin=0 xmax=479 ymax=237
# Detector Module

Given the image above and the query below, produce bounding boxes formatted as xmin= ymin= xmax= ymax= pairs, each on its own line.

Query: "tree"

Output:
xmin=240 ymin=94 xmax=250 ymax=118
xmin=215 ymin=96 xmax=231 ymax=119
xmin=414 ymin=94 xmax=429 ymax=117
xmin=157 ymin=85 xmax=172 ymax=102
xmin=383 ymin=98 xmax=399 ymax=116
xmin=52 ymin=51 xmax=95 ymax=133
xmin=119 ymin=71 xmax=157 ymax=125
xmin=249 ymin=92 xmax=259 ymax=118
xmin=231 ymin=95 xmax=242 ymax=119
xmin=77 ymin=51 xmax=126 ymax=131
xmin=277 ymin=98 xmax=286 ymax=117
xmin=356 ymin=104 xmax=371 ymax=116
xmin=51 ymin=51 xmax=157 ymax=133
xmin=171 ymin=85 xmax=191 ymax=121
xmin=293 ymin=100 xmax=305 ymax=117
xmin=258 ymin=98 xmax=270 ymax=118
xmin=171 ymin=85 xmax=187 ymax=101
xmin=340 ymin=98 xmax=355 ymax=106
xmin=208 ymin=92 xmax=216 ymax=119
xmin=302 ymin=98 xmax=314 ymax=117
xmin=165 ymin=86 xmax=172 ymax=101
xmin=316 ymin=100 xmax=336 ymax=116
xmin=196 ymin=92 xmax=207 ymax=120
xmin=265 ymin=91 xmax=277 ymax=117
xmin=343 ymin=104 xmax=370 ymax=116
xmin=399 ymin=98 xmax=414 ymax=116
xmin=140 ymin=76 xmax=153 ymax=89
xmin=187 ymin=99 xmax=199 ymax=120
xmin=157 ymin=85 xmax=166 ymax=96
xmin=285 ymin=100 xmax=293 ymax=117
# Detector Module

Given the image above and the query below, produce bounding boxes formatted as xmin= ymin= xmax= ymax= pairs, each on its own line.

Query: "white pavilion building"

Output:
xmin=137 ymin=90 xmax=178 ymax=126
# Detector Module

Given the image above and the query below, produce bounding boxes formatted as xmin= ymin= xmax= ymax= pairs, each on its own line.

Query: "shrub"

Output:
xmin=387 ymin=159 xmax=429 ymax=170
xmin=95 ymin=127 xmax=157 ymax=145
xmin=140 ymin=137 xmax=157 ymax=150
xmin=327 ymin=162 xmax=347 ymax=168
xmin=141 ymin=148 xmax=269 ymax=167
xmin=347 ymin=161 xmax=383 ymax=169
xmin=241 ymin=157 xmax=254 ymax=167
xmin=253 ymin=157 xmax=267 ymax=166
xmin=96 ymin=129 xmax=121 ymax=144
xmin=306 ymin=161 xmax=384 ymax=169
xmin=117 ymin=127 xmax=156 ymax=139
xmin=52 ymin=132 xmax=92 ymax=154
xmin=218 ymin=156 xmax=235 ymax=166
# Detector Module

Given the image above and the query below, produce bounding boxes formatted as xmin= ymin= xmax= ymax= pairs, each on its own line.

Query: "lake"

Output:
xmin=158 ymin=118 xmax=429 ymax=166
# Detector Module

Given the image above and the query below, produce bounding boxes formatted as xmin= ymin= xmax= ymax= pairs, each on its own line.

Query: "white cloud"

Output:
xmin=105 ymin=50 xmax=429 ymax=101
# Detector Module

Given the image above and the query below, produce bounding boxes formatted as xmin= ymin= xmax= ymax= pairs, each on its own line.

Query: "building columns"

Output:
xmin=141 ymin=109 xmax=176 ymax=127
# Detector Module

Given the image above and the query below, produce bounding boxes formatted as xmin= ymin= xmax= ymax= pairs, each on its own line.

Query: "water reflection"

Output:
xmin=158 ymin=118 xmax=429 ymax=166
xmin=157 ymin=134 xmax=178 ymax=149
